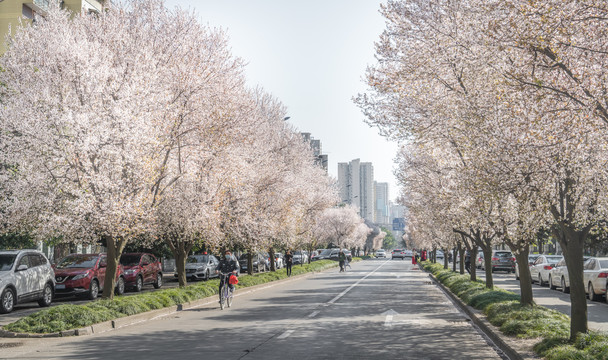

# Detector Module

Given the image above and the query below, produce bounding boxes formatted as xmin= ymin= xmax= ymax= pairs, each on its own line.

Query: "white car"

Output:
xmin=436 ymin=250 xmax=444 ymax=261
xmin=584 ymin=257 xmax=608 ymax=301
xmin=375 ymin=249 xmax=386 ymax=258
xmin=0 ymin=249 xmax=55 ymax=313
xmin=530 ymin=255 xmax=563 ymax=286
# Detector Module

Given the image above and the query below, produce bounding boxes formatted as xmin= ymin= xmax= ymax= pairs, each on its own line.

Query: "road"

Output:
xmin=474 ymin=269 xmax=608 ymax=331
xmin=0 ymin=260 xmax=506 ymax=360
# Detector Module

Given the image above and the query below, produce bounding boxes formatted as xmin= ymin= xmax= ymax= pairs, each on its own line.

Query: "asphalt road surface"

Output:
xmin=0 ymin=260 xmax=506 ymax=360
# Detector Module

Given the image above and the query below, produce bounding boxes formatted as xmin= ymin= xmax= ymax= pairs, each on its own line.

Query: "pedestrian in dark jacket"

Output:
xmin=284 ymin=250 xmax=293 ymax=276
xmin=339 ymin=250 xmax=346 ymax=272
xmin=215 ymin=251 xmax=239 ymax=299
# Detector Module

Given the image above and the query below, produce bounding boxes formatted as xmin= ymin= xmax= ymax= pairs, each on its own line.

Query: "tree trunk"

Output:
xmin=483 ymin=249 xmax=494 ymax=289
xmin=101 ymin=236 xmax=127 ymax=300
xmin=269 ymin=247 xmax=276 ymax=272
xmin=554 ymin=225 xmax=589 ymax=340
xmin=470 ymin=247 xmax=477 ymax=282
xmin=452 ymin=247 xmax=457 ymax=272
xmin=247 ymin=252 xmax=253 ymax=275
xmin=443 ymin=248 xmax=448 ymax=269
xmin=513 ymin=248 xmax=534 ymax=306
xmin=458 ymin=244 xmax=465 ymax=274
xmin=175 ymin=249 xmax=188 ymax=287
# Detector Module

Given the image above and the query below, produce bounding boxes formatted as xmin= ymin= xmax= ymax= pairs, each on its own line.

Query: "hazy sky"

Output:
xmin=165 ymin=0 xmax=400 ymax=200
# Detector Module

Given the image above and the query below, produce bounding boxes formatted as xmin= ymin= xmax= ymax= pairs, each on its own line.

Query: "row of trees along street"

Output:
xmin=356 ymin=0 xmax=608 ymax=341
xmin=0 ymin=1 xmax=371 ymax=299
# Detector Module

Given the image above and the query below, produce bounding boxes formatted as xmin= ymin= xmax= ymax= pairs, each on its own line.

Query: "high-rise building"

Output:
xmin=374 ymin=182 xmax=390 ymax=225
xmin=0 ymin=0 xmax=108 ymax=55
xmin=338 ymin=159 xmax=375 ymax=222
xmin=301 ymin=132 xmax=328 ymax=172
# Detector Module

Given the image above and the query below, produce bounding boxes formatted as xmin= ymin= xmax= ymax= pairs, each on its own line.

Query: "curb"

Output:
xmin=0 ymin=263 xmax=336 ymax=338
xmin=428 ymin=273 xmax=538 ymax=360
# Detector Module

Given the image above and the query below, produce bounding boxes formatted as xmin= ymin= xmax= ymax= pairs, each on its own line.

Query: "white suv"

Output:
xmin=0 ymin=249 xmax=55 ymax=313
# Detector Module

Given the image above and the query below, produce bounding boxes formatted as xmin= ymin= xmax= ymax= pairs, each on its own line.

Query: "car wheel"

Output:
xmin=0 ymin=288 xmax=15 ymax=314
xmin=589 ymin=283 xmax=602 ymax=301
xmin=38 ymin=283 xmax=53 ymax=307
xmin=153 ymin=273 xmax=163 ymax=289
xmin=561 ymin=277 xmax=569 ymax=293
xmin=88 ymin=279 xmax=99 ymax=300
xmin=134 ymin=276 xmax=143 ymax=292
xmin=115 ymin=277 xmax=125 ymax=296
xmin=549 ymin=276 xmax=557 ymax=290
xmin=539 ymin=274 xmax=547 ymax=286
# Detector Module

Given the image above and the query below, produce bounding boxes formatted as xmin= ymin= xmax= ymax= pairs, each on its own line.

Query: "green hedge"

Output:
xmin=421 ymin=261 xmax=608 ymax=359
xmin=4 ymin=259 xmax=341 ymax=334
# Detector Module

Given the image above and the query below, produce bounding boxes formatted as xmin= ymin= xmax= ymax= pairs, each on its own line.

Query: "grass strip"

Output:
xmin=4 ymin=259 xmax=344 ymax=334
xmin=422 ymin=261 xmax=608 ymax=359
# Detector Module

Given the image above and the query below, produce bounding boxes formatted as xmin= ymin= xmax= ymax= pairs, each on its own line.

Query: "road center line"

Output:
xmin=327 ymin=260 xmax=389 ymax=304
xmin=308 ymin=310 xmax=320 ymax=318
xmin=277 ymin=330 xmax=294 ymax=339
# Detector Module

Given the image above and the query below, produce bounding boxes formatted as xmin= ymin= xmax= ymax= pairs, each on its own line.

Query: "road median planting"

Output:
xmin=423 ymin=261 xmax=608 ymax=359
xmin=2 ymin=259 xmax=342 ymax=336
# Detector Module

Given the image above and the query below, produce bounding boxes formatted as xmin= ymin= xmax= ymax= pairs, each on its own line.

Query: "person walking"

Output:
xmin=339 ymin=250 xmax=346 ymax=272
xmin=465 ymin=251 xmax=471 ymax=274
xmin=412 ymin=250 xmax=417 ymax=265
xmin=284 ymin=250 xmax=293 ymax=276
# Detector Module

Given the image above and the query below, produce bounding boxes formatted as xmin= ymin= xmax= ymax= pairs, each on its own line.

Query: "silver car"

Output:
xmin=584 ymin=257 xmax=608 ymax=301
xmin=0 ymin=249 xmax=55 ymax=313
xmin=530 ymin=255 xmax=563 ymax=286
xmin=176 ymin=254 xmax=219 ymax=281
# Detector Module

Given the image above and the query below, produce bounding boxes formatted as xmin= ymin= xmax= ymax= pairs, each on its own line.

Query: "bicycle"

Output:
xmin=219 ymin=272 xmax=236 ymax=310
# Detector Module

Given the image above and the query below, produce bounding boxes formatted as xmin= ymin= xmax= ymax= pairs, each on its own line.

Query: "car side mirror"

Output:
xmin=17 ymin=264 xmax=28 ymax=271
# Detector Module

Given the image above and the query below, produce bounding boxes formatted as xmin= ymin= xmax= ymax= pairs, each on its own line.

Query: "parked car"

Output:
xmin=238 ymin=253 xmax=267 ymax=273
xmin=0 ymin=249 xmax=55 ymax=314
xmin=436 ymin=250 xmax=444 ymax=261
xmin=313 ymin=248 xmax=337 ymax=261
xmin=274 ymin=253 xmax=284 ymax=269
xmin=376 ymin=249 xmax=386 ymax=258
xmin=548 ymin=256 xmax=590 ymax=293
xmin=120 ymin=253 xmax=163 ymax=291
xmin=391 ymin=249 xmax=406 ymax=260
xmin=293 ymin=250 xmax=309 ymax=264
xmin=515 ymin=254 xmax=541 ymax=280
xmin=53 ymin=253 xmax=125 ymax=300
xmin=529 ymin=255 xmax=563 ymax=286
xmin=482 ymin=250 xmax=515 ymax=273
xmin=404 ymin=249 xmax=413 ymax=257
xmin=175 ymin=254 xmax=220 ymax=281
xmin=584 ymin=257 xmax=608 ymax=301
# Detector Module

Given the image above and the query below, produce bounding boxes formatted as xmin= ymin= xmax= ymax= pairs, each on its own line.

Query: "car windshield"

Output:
xmin=495 ymin=252 xmax=512 ymax=257
xmin=393 ymin=249 xmax=402 ymax=252
xmin=187 ymin=255 xmax=208 ymax=263
xmin=294 ymin=251 xmax=304 ymax=255
xmin=546 ymin=257 xmax=562 ymax=264
xmin=120 ymin=254 xmax=141 ymax=266
xmin=56 ymin=255 xmax=98 ymax=269
xmin=320 ymin=249 xmax=332 ymax=256
xmin=0 ymin=254 xmax=16 ymax=271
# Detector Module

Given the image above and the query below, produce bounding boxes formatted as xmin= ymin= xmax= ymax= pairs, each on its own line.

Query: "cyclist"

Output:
xmin=215 ymin=250 xmax=239 ymax=303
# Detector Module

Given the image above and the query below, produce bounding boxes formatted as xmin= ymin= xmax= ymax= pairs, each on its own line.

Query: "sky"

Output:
xmin=165 ymin=0 xmax=400 ymax=201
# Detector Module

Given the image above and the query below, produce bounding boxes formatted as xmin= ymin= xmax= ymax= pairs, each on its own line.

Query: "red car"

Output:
xmin=119 ymin=253 xmax=163 ymax=292
xmin=53 ymin=253 xmax=125 ymax=300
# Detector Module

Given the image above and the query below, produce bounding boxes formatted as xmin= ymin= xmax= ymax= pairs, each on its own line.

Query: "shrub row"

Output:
xmin=422 ymin=262 xmax=608 ymax=360
xmin=4 ymin=259 xmax=342 ymax=334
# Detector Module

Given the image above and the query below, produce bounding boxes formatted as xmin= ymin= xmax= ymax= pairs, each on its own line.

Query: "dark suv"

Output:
xmin=489 ymin=251 xmax=516 ymax=273
xmin=120 ymin=253 xmax=163 ymax=292
xmin=54 ymin=253 xmax=125 ymax=299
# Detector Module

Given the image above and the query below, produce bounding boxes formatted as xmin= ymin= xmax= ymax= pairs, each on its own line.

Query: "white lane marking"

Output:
xmin=277 ymin=330 xmax=294 ymax=339
xmin=327 ymin=260 xmax=389 ymax=304
xmin=382 ymin=309 xmax=399 ymax=327
xmin=308 ymin=310 xmax=320 ymax=318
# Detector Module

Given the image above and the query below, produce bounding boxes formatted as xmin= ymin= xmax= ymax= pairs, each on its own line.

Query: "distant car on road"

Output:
xmin=120 ymin=253 xmax=163 ymax=291
xmin=391 ymin=249 xmax=406 ymax=260
xmin=436 ymin=250 xmax=444 ymax=261
xmin=376 ymin=249 xmax=386 ymax=258
xmin=274 ymin=253 xmax=284 ymax=269
xmin=293 ymin=250 xmax=308 ymax=265
xmin=176 ymin=254 xmax=220 ymax=281
xmin=0 ymin=249 xmax=55 ymax=314
xmin=482 ymin=251 xmax=515 ymax=273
